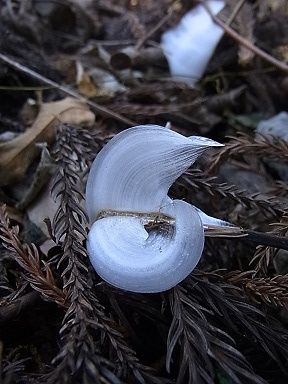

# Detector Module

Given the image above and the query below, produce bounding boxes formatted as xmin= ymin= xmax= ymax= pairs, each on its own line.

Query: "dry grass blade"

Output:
xmin=0 ymin=205 xmax=66 ymax=306
xmin=167 ymin=286 xmax=266 ymax=384
xmin=224 ymin=270 xmax=288 ymax=309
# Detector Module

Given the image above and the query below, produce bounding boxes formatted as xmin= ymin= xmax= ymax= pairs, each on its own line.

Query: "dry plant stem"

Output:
xmin=181 ymin=169 xmax=284 ymax=217
xmin=97 ymin=208 xmax=288 ymax=250
xmin=224 ymin=271 xmax=288 ymax=310
xmin=245 ymin=230 xmax=288 ymax=251
xmin=208 ymin=133 xmax=288 ymax=173
xmin=0 ymin=52 xmax=135 ymax=126
xmin=207 ymin=228 xmax=288 ymax=251
xmin=181 ymin=171 xmax=288 ymax=249
xmin=226 ymin=0 xmax=246 ymax=26
xmin=109 ymin=97 xmax=208 ymax=115
xmin=108 ymin=86 xmax=244 ymax=116
xmin=250 ymin=216 xmax=288 ymax=275
xmin=0 ymin=205 xmax=66 ymax=307
xmin=202 ymin=2 xmax=288 ymax=73
xmin=135 ymin=7 xmax=172 ymax=50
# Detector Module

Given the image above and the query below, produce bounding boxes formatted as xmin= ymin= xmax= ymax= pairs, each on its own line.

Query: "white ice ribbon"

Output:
xmin=86 ymin=125 xmax=226 ymax=293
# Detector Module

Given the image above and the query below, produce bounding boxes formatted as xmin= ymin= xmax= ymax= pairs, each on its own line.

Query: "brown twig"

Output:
xmin=0 ymin=52 xmax=136 ymax=126
xmin=249 ymin=213 xmax=288 ymax=275
xmin=202 ymin=1 xmax=288 ymax=73
xmin=226 ymin=0 xmax=246 ymax=26
xmin=135 ymin=7 xmax=173 ymax=50
xmin=245 ymin=230 xmax=288 ymax=251
xmin=205 ymin=226 xmax=288 ymax=251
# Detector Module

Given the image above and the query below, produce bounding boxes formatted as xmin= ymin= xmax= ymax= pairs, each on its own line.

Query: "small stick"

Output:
xmin=207 ymin=227 xmax=288 ymax=251
xmin=135 ymin=8 xmax=173 ymax=50
xmin=245 ymin=230 xmax=288 ymax=251
xmin=0 ymin=52 xmax=136 ymax=126
xmin=226 ymin=0 xmax=246 ymax=26
xmin=202 ymin=2 xmax=288 ymax=73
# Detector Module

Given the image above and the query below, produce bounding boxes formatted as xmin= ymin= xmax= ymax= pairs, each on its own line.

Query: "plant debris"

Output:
xmin=1 ymin=0 xmax=288 ymax=383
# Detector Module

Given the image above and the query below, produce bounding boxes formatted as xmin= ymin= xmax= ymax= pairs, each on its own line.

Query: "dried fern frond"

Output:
xmin=50 ymin=124 xmax=162 ymax=384
xmin=185 ymin=271 xmax=288 ymax=371
xmin=209 ymin=133 xmax=288 ymax=173
xmin=250 ymin=214 xmax=288 ymax=275
xmin=179 ymin=169 xmax=284 ymax=217
xmin=167 ymin=285 xmax=265 ymax=384
xmin=224 ymin=270 xmax=288 ymax=309
xmin=0 ymin=205 xmax=66 ymax=306
xmin=93 ymin=295 xmax=165 ymax=384
xmin=49 ymin=124 xmax=118 ymax=383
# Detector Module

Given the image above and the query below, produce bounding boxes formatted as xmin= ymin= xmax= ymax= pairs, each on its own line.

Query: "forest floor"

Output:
xmin=0 ymin=1 xmax=288 ymax=383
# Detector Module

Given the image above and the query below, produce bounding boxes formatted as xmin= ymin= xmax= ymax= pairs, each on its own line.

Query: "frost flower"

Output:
xmin=86 ymin=125 xmax=232 ymax=293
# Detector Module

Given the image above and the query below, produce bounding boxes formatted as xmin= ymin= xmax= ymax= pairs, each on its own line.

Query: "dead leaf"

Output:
xmin=78 ymin=71 xmax=99 ymax=98
xmin=16 ymin=146 xmax=56 ymax=210
xmin=27 ymin=179 xmax=59 ymax=238
xmin=0 ymin=97 xmax=95 ymax=186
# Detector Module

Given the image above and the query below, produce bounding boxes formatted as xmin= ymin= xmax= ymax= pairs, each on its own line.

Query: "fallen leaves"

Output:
xmin=0 ymin=97 xmax=95 ymax=186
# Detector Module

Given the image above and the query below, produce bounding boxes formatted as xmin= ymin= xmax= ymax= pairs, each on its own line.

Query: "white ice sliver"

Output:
xmin=161 ymin=0 xmax=225 ymax=85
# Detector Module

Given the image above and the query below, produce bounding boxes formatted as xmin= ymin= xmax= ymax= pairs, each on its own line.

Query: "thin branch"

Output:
xmin=135 ymin=6 xmax=173 ymax=50
xmin=202 ymin=1 xmax=288 ymax=73
xmin=226 ymin=0 xmax=246 ymax=26
xmin=0 ymin=52 xmax=136 ymax=126
xmin=250 ymin=215 xmax=288 ymax=275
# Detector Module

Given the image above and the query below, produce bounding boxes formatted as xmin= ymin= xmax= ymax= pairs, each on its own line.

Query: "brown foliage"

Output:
xmin=0 ymin=205 xmax=66 ymax=306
